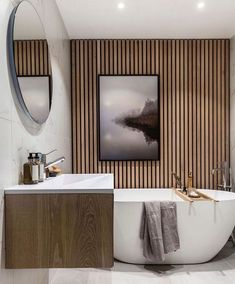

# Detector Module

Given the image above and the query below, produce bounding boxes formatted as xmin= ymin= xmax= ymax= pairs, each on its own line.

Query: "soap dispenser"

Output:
xmin=23 ymin=153 xmax=39 ymax=184
xmin=35 ymin=153 xmax=45 ymax=182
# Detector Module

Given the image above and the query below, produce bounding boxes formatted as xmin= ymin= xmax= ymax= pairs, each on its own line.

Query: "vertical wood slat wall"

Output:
xmin=71 ymin=39 xmax=230 ymax=189
xmin=13 ymin=40 xmax=51 ymax=76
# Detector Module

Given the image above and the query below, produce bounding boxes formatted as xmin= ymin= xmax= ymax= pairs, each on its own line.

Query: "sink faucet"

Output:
xmin=41 ymin=149 xmax=57 ymax=165
xmin=211 ymin=161 xmax=231 ymax=191
xmin=45 ymin=156 xmax=65 ymax=169
xmin=39 ymin=149 xmax=65 ymax=171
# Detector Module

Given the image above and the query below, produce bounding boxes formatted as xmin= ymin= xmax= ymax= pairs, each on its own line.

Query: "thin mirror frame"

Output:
xmin=7 ymin=1 xmax=53 ymax=125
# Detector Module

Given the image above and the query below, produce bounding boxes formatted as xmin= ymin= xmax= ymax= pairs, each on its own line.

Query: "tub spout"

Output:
xmin=172 ymin=172 xmax=182 ymax=188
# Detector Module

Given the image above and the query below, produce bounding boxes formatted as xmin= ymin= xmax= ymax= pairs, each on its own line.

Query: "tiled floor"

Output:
xmin=49 ymin=241 xmax=235 ymax=284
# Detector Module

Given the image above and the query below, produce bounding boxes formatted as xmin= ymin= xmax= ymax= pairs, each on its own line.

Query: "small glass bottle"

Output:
xmin=186 ymin=172 xmax=193 ymax=196
xmin=187 ymin=172 xmax=193 ymax=188
xmin=23 ymin=153 xmax=39 ymax=184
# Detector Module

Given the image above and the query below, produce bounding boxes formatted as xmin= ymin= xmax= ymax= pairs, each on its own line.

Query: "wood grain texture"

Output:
xmin=5 ymin=194 xmax=113 ymax=269
xmin=13 ymin=40 xmax=51 ymax=76
xmin=71 ymin=39 xmax=230 ymax=189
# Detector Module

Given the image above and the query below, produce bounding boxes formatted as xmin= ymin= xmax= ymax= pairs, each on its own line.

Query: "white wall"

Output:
xmin=231 ymin=36 xmax=235 ymax=192
xmin=0 ymin=0 xmax=71 ymax=283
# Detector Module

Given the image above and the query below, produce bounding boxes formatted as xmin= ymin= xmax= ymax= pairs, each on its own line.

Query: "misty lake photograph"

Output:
xmin=99 ymin=75 xmax=159 ymax=160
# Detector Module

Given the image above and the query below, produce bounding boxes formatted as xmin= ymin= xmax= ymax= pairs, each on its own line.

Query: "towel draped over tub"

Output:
xmin=140 ymin=201 xmax=180 ymax=262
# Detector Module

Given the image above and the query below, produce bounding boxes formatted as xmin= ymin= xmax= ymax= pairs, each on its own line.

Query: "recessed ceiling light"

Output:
xmin=197 ymin=1 xmax=205 ymax=9
xmin=118 ymin=2 xmax=125 ymax=10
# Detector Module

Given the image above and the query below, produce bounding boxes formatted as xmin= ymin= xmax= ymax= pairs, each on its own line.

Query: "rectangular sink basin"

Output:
xmin=5 ymin=174 xmax=114 ymax=194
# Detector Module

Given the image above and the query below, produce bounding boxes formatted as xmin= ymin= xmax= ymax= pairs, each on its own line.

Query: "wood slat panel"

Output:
xmin=205 ymin=40 xmax=209 ymax=188
xmin=71 ymin=39 xmax=230 ymax=189
xmin=71 ymin=40 xmax=77 ymax=173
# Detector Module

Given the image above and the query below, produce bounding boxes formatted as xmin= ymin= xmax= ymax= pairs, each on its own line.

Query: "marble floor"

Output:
xmin=48 ymin=241 xmax=235 ymax=284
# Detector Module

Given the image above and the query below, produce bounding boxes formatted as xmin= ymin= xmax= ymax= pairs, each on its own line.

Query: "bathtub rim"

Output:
xmin=114 ymin=188 xmax=235 ymax=202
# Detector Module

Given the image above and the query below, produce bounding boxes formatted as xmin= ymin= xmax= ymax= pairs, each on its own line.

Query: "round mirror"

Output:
xmin=7 ymin=1 xmax=53 ymax=125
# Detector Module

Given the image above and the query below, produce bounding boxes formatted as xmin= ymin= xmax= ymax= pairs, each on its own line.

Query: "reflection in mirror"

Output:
xmin=18 ymin=77 xmax=51 ymax=123
xmin=8 ymin=1 xmax=52 ymax=125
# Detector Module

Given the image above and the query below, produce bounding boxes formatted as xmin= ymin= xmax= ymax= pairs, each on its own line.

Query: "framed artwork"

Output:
xmin=98 ymin=75 xmax=160 ymax=161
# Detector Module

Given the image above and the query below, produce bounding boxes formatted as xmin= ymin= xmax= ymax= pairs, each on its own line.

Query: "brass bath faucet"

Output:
xmin=172 ymin=172 xmax=182 ymax=189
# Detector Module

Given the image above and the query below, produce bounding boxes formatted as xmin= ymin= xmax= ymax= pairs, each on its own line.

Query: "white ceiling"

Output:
xmin=55 ymin=0 xmax=235 ymax=39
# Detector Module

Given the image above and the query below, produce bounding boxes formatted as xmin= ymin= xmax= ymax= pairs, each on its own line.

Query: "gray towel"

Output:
xmin=140 ymin=201 xmax=180 ymax=262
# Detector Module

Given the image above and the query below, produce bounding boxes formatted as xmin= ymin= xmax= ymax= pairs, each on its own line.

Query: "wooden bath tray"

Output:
xmin=172 ymin=188 xmax=218 ymax=202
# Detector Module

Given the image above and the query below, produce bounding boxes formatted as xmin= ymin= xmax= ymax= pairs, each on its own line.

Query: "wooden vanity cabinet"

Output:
xmin=5 ymin=193 xmax=113 ymax=269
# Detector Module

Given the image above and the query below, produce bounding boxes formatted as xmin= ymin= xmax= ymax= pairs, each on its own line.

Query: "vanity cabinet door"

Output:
xmin=5 ymin=193 xmax=113 ymax=269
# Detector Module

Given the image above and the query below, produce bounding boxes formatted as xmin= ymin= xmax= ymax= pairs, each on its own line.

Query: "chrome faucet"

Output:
xmin=40 ymin=149 xmax=65 ymax=169
xmin=45 ymin=156 xmax=65 ymax=169
xmin=211 ymin=161 xmax=232 ymax=191
xmin=41 ymin=149 xmax=57 ymax=165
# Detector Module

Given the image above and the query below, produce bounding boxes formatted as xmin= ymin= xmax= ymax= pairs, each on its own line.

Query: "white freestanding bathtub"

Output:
xmin=114 ymin=189 xmax=235 ymax=264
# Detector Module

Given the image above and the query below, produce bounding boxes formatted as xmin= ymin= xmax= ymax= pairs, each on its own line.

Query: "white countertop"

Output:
xmin=4 ymin=174 xmax=114 ymax=194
